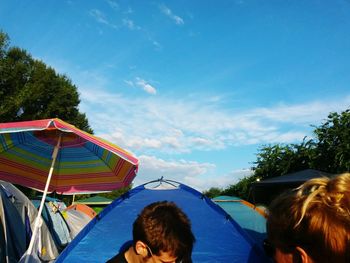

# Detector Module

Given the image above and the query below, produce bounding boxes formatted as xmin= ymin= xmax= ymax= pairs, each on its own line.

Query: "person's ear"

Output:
xmin=135 ymin=241 xmax=148 ymax=257
xmin=293 ymin=246 xmax=310 ymax=263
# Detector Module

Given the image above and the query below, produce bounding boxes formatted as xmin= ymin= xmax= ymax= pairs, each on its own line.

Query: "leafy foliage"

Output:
xmin=206 ymin=108 xmax=350 ymax=201
xmin=222 ymin=175 xmax=259 ymax=201
xmin=0 ymin=31 xmax=92 ymax=133
xmin=253 ymin=138 xmax=316 ymax=180
xmin=1 ymin=30 xmax=93 ymax=198
xmin=202 ymin=187 xmax=223 ymax=198
xmin=312 ymin=109 xmax=350 ymax=172
xmin=73 ymin=185 xmax=132 ymax=202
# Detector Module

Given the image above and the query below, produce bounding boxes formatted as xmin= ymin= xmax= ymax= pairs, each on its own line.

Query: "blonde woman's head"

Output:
xmin=266 ymin=173 xmax=350 ymax=263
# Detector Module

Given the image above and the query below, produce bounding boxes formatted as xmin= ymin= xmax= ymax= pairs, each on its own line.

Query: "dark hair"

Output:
xmin=267 ymin=173 xmax=350 ymax=263
xmin=133 ymin=201 xmax=195 ymax=261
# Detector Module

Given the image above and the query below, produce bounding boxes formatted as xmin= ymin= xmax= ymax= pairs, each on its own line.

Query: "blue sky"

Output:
xmin=1 ymin=0 xmax=350 ymax=191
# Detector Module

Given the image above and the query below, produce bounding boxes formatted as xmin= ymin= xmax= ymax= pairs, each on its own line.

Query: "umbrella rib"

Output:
xmin=0 ymin=118 xmax=138 ymax=195
xmin=53 ymin=143 xmax=119 ymax=189
xmin=0 ymin=135 xmax=17 ymax=154
xmin=85 ymin=143 xmax=116 ymax=175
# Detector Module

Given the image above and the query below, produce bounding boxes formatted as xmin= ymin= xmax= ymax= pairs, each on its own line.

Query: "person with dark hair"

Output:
xmin=107 ymin=201 xmax=195 ymax=263
xmin=265 ymin=173 xmax=350 ymax=263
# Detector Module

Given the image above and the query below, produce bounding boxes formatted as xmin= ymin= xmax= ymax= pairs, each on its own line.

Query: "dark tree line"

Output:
xmin=0 ymin=31 xmax=92 ymax=133
xmin=204 ymin=108 xmax=350 ymax=199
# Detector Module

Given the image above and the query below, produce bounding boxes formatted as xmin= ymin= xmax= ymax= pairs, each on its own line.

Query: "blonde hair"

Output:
xmin=267 ymin=173 xmax=350 ymax=263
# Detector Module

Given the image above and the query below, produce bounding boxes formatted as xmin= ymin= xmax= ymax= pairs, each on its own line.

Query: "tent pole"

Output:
xmin=72 ymin=194 xmax=76 ymax=205
xmin=24 ymin=133 xmax=62 ymax=262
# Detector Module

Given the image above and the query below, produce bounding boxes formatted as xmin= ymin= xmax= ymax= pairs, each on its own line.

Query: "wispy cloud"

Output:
xmin=124 ymin=7 xmax=133 ymax=14
xmin=106 ymin=0 xmax=119 ymax=10
xmin=89 ymin=9 xmax=118 ymax=29
xmin=185 ymin=168 xmax=253 ymax=191
xmin=124 ymin=80 xmax=134 ymax=87
xmin=122 ymin=18 xmax=141 ymax=30
xmin=133 ymin=155 xmax=216 ymax=190
xmin=95 ymin=2 xmax=138 ymax=31
xmin=89 ymin=9 xmax=108 ymax=25
xmin=134 ymin=77 xmax=157 ymax=95
xmin=80 ymin=87 xmax=350 ymax=154
xmin=124 ymin=77 xmax=157 ymax=94
xmin=135 ymin=160 xmax=253 ymax=191
xmin=152 ymin=40 xmax=162 ymax=50
xmin=159 ymin=4 xmax=184 ymax=25
xmin=77 ymin=82 xmax=350 ymax=190
xmin=248 ymin=102 xmax=339 ymax=124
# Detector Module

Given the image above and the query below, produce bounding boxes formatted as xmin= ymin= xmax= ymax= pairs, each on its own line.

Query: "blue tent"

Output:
xmin=56 ymin=179 xmax=270 ymax=263
xmin=32 ymin=197 xmax=71 ymax=251
xmin=212 ymin=196 xmax=267 ymax=248
xmin=0 ymin=181 xmax=58 ymax=262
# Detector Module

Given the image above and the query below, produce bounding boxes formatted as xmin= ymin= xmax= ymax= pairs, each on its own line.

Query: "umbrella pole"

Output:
xmin=24 ymin=134 xmax=62 ymax=261
xmin=72 ymin=193 xmax=76 ymax=205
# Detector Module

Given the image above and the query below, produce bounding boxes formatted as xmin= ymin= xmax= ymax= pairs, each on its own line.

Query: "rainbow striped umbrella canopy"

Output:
xmin=0 ymin=118 xmax=139 ymax=260
xmin=0 ymin=118 xmax=139 ymax=194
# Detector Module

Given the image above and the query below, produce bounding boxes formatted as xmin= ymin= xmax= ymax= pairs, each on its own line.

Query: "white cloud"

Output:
xmin=133 ymin=155 xmax=216 ymax=190
xmin=134 ymin=159 xmax=252 ymax=191
xmin=76 ymin=83 xmax=350 ymax=191
xmin=89 ymin=9 xmax=118 ymax=29
xmin=189 ymin=137 xmax=220 ymax=150
xmin=124 ymin=80 xmax=134 ymax=87
xmin=248 ymin=100 xmax=349 ymax=124
xmin=183 ymin=169 xmax=252 ymax=191
xmin=124 ymin=7 xmax=133 ymax=14
xmin=135 ymin=77 xmax=157 ymax=95
xmin=106 ymin=0 xmax=119 ymax=10
xmin=185 ymin=168 xmax=252 ymax=191
xmin=122 ymin=78 xmax=157 ymax=94
xmin=173 ymin=16 xmax=184 ymax=25
xmin=89 ymin=9 xmax=109 ymax=25
xmin=262 ymin=131 xmax=309 ymax=144
xmin=159 ymin=4 xmax=184 ymax=25
xmin=152 ymin=40 xmax=162 ymax=50
xmin=79 ymin=87 xmax=350 ymax=155
xmin=122 ymin=18 xmax=141 ymax=30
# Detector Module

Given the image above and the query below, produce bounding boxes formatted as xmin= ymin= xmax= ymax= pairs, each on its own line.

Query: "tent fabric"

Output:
xmin=74 ymin=195 xmax=113 ymax=214
xmin=32 ymin=198 xmax=71 ymax=251
xmin=0 ymin=183 xmax=26 ymax=262
xmin=0 ymin=181 xmax=58 ymax=262
xmin=66 ymin=203 xmax=97 ymax=218
xmin=73 ymin=195 xmax=113 ymax=205
xmin=212 ymin=196 xmax=267 ymax=248
xmin=42 ymin=196 xmax=67 ymax=211
xmin=56 ymin=179 xmax=270 ymax=263
xmin=62 ymin=209 xmax=92 ymax=239
xmin=212 ymin=195 xmax=241 ymax=201
xmin=250 ymin=169 xmax=335 ymax=205
xmin=252 ymin=169 xmax=334 ymax=186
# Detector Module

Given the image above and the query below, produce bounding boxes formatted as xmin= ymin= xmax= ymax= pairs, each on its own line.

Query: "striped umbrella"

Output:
xmin=0 ymin=118 xmax=139 ymax=260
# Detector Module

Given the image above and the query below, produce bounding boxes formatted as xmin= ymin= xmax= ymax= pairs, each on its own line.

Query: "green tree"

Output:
xmin=69 ymin=186 xmax=132 ymax=207
xmin=202 ymin=187 xmax=223 ymax=198
xmin=204 ymin=113 xmax=349 ymax=204
xmin=313 ymin=109 xmax=350 ymax=173
xmin=0 ymin=31 xmax=92 ymax=133
xmin=222 ymin=175 xmax=258 ymax=200
xmin=253 ymin=144 xmax=293 ymax=179
xmin=98 ymin=185 xmax=132 ymax=200
xmin=253 ymin=137 xmax=316 ymax=180
xmin=229 ymin=108 xmax=349 ymax=202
